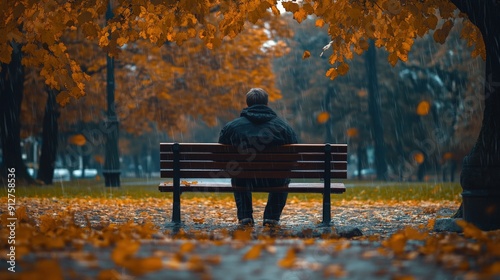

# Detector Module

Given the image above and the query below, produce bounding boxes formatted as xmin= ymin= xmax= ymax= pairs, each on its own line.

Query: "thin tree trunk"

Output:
xmin=103 ymin=2 xmax=120 ymax=186
xmin=365 ymin=39 xmax=388 ymax=181
xmin=0 ymin=43 xmax=33 ymax=183
xmin=37 ymin=89 xmax=59 ymax=184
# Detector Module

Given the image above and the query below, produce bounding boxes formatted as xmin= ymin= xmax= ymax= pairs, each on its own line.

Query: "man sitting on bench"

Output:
xmin=218 ymin=88 xmax=298 ymax=227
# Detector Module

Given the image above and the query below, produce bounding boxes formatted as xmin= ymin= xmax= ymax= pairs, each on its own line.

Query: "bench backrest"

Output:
xmin=160 ymin=143 xmax=347 ymax=179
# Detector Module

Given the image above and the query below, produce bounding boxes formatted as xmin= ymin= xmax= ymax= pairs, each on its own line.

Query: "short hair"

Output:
xmin=246 ymin=88 xmax=268 ymax=106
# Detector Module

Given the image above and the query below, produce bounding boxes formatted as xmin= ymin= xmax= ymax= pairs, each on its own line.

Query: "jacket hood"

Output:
xmin=240 ymin=105 xmax=277 ymax=124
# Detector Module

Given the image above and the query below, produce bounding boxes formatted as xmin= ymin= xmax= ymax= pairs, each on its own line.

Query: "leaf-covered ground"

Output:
xmin=1 ymin=182 xmax=500 ymax=279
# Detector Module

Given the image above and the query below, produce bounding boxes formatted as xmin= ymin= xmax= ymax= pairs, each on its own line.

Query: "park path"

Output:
xmin=2 ymin=197 xmax=499 ymax=279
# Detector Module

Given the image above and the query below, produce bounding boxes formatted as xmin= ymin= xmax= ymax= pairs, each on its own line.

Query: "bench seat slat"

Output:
xmin=159 ymin=182 xmax=346 ymax=194
xmin=160 ymin=153 xmax=348 ymax=162
xmin=160 ymin=170 xmax=347 ymax=179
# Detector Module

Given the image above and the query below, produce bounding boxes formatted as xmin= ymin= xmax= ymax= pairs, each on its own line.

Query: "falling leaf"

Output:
xmin=347 ymin=128 xmax=359 ymax=138
xmin=413 ymin=152 xmax=425 ymax=164
xmin=68 ymin=134 xmax=86 ymax=146
xmin=302 ymin=50 xmax=311 ymax=59
xmin=416 ymin=100 xmax=431 ymax=116
xmin=316 ymin=111 xmax=330 ymax=124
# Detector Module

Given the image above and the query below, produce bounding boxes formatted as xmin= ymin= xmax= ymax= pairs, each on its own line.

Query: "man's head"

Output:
xmin=246 ymin=88 xmax=268 ymax=106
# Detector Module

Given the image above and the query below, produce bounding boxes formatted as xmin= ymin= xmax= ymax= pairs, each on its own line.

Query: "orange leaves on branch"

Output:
xmin=0 ymin=44 xmax=13 ymax=64
xmin=326 ymin=67 xmax=338 ymax=80
xmin=337 ymin=62 xmax=350 ymax=75
xmin=281 ymin=2 xmax=300 ymax=13
xmin=388 ymin=52 xmax=399 ymax=67
xmin=315 ymin=19 xmax=325 ymax=28
xmin=383 ymin=0 xmax=402 ymax=15
xmin=424 ymin=15 xmax=438 ymax=30
xmin=460 ymin=20 xmax=486 ymax=60
xmin=433 ymin=20 xmax=454 ymax=44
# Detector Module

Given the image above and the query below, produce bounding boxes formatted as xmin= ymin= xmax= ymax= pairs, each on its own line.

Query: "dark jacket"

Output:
xmin=218 ymin=105 xmax=298 ymax=188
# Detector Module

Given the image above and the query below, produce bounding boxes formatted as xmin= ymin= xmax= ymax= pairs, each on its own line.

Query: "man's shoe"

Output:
xmin=263 ymin=219 xmax=279 ymax=227
xmin=239 ymin=218 xmax=254 ymax=226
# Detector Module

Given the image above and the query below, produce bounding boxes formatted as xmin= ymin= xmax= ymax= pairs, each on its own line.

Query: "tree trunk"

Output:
xmin=365 ymin=39 xmax=388 ymax=181
xmin=102 ymin=2 xmax=121 ymax=187
xmin=0 ymin=43 xmax=33 ymax=183
xmin=81 ymin=153 xmax=89 ymax=178
xmin=37 ymin=89 xmax=59 ymax=184
xmin=451 ymin=0 xmax=500 ymax=230
xmin=357 ymin=144 xmax=364 ymax=180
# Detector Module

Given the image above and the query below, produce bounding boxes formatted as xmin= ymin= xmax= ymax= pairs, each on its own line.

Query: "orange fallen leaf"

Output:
xmin=242 ymin=244 xmax=263 ymax=260
xmin=382 ymin=232 xmax=406 ymax=255
xmin=97 ymin=269 xmax=121 ymax=280
xmin=180 ymin=242 xmax=196 ymax=253
xmin=111 ymin=240 xmax=140 ymax=266
xmin=193 ymin=218 xmax=205 ymax=224
xmin=278 ymin=248 xmax=297 ymax=268
xmin=233 ymin=229 xmax=252 ymax=241
xmin=126 ymin=257 xmax=163 ymax=276
xmin=323 ymin=264 xmax=347 ymax=277
xmin=456 ymin=220 xmax=487 ymax=241
xmin=402 ymin=227 xmax=427 ymax=240
xmin=187 ymin=255 xmax=207 ymax=272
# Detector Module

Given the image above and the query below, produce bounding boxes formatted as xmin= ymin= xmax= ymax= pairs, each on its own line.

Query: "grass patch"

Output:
xmin=1 ymin=179 xmax=462 ymax=202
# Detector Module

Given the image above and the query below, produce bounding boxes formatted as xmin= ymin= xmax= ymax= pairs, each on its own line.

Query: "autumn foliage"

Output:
xmin=1 ymin=0 xmax=486 ymax=106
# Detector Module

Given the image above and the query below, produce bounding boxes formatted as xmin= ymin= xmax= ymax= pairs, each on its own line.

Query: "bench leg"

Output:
xmin=172 ymin=142 xmax=181 ymax=224
xmin=322 ymin=193 xmax=331 ymax=225
xmin=172 ymin=189 xmax=181 ymax=223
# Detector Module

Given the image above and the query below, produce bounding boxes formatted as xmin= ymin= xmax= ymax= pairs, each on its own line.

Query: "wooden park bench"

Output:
xmin=159 ymin=143 xmax=348 ymax=225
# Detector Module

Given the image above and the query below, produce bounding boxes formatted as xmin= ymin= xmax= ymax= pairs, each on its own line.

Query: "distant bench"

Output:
xmin=159 ymin=143 xmax=348 ymax=225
